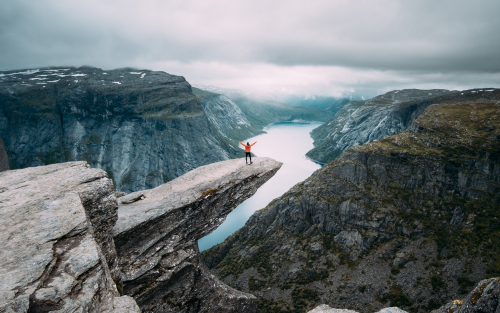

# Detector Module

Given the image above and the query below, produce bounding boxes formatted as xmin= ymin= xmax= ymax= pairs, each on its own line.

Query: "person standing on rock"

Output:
xmin=239 ymin=141 xmax=257 ymax=164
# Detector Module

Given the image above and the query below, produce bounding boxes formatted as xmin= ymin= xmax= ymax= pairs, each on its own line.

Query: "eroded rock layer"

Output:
xmin=113 ymin=157 xmax=282 ymax=312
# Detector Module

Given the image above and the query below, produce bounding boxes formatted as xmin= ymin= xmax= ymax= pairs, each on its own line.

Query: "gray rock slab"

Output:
xmin=307 ymin=305 xmax=408 ymax=313
xmin=307 ymin=304 xmax=359 ymax=313
xmin=0 ymin=162 xmax=138 ymax=312
xmin=113 ymin=296 xmax=141 ymax=313
xmin=113 ymin=157 xmax=282 ymax=312
xmin=375 ymin=308 xmax=409 ymax=313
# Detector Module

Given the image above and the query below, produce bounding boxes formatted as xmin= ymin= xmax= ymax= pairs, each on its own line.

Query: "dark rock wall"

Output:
xmin=0 ymin=67 xmax=239 ymax=192
xmin=0 ymin=136 xmax=8 ymax=172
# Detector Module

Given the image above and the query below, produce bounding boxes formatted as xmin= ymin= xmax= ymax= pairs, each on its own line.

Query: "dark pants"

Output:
xmin=246 ymin=152 xmax=252 ymax=163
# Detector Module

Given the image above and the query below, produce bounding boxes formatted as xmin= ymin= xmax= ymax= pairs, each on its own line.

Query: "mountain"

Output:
xmin=0 ymin=67 xmax=329 ymax=193
xmin=202 ymin=93 xmax=500 ymax=313
xmin=305 ymin=89 xmax=500 ymax=165
xmin=278 ymin=95 xmax=351 ymax=114
xmin=223 ymin=93 xmax=336 ymax=128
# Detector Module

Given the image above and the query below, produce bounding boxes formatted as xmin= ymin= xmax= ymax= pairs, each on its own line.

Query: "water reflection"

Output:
xmin=198 ymin=122 xmax=322 ymax=251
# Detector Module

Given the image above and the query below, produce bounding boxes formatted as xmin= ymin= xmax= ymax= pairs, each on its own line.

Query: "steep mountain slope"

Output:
xmin=307 ymin=100 xmax=367 ymax=163
xmin=192 ymin=87 xmax=261 ymax=140
xmin=225 ymin=94 xmax=336 ymax=128
xmin=0 ymin=67 xmax=248 ymax=192
xmin=305 ymin=89 xmax=500 ymax=164
xmin=203 ymin=96 xmax=500 ymax=313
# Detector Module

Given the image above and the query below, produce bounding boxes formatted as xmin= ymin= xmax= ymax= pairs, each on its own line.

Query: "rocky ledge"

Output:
xmin=113 ymin=157 xmax=282 ymax=312
xmin=0 ymin=157 xmax=281 ymax=312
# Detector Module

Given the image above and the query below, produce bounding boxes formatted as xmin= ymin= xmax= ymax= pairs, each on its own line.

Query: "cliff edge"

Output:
xmin=0 ymin=157 xmax=281 ymax=312
xmin=113 ymin=157 xmax=282 ymax=312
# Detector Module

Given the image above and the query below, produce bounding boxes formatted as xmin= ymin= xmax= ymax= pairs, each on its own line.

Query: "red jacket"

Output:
xmin=239 ymin=141 xmax=257 ymax=152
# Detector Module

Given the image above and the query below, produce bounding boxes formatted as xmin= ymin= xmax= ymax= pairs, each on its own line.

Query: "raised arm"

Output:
xmin=250 ymin=141 xmax=257 ymax=146
xmin=239 ymin=141 xmax=246 ymax=147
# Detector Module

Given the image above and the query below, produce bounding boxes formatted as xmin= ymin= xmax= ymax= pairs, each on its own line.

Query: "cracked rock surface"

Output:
xmin=0 ymin=161 xmax=139 ymax=312
xmin=113 ymin=157 xmax=282 ymax=313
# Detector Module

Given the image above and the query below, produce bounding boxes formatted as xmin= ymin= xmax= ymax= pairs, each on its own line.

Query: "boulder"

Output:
xmin=307 ymin=305 xmax=408 ymax=313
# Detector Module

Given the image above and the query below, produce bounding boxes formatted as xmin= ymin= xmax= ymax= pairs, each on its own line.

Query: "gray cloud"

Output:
xmin=1 ymin=0 xmax=500 ymax=94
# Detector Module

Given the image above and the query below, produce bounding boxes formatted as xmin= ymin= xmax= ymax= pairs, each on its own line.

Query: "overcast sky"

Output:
xmin=1 ymin=0 xmax=500 ymax=96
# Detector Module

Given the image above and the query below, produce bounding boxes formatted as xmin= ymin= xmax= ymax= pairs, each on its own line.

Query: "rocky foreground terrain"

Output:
xmin=203 ymin=93 xmax=500 ymax=313
xmin=0 ymin=157 xmax=282 ymax=312
xmin=0 ymin=67 xmax=330 ymax=193
xmin=306 ymin=88 xmax=499 ymax=164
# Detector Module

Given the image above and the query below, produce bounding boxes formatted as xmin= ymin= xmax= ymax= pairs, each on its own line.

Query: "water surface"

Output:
xmin=198 ymin=122 xmax=322 ymax=251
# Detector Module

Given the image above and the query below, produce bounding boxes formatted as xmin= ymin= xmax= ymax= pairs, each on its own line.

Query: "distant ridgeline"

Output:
xmin=202 ymin=89 xmax=500 ymax=313
xmin=0 ymin=66 xmax=334 ymax=192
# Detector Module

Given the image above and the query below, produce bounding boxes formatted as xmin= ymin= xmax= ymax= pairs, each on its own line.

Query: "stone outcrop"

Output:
xmin=0 ymin=162 xmax=138 ymax=312
xmin=308 ymin=305 xmax=407 ymax=313
xmin=0 ymin=136 xmax=8 ymax=172
xmin=306 ymin=88 xmax=500 ymax=164
xmin=432 ymin=277 xmax=500 ymax=313
xmin=113 ymin=157 xmax=282 ymax=312
xmin=0 ymin=157 xmax=281 ymax=312
xmin=203 ymin=98 xmax=500 ymax=312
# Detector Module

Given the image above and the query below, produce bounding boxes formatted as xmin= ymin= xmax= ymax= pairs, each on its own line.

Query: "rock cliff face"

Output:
xmin=192 ymin=88 xmax=261 ymax=141
xmin=203 ymin=96 xmax=500 ymax=313
xmin=0 ymin=162 xmax=139 ymax=313
xmin=0 ymin=136 xmax=8 ymax=172
xmin=306 ymin=89 xmax=500 ymax=164
xmin=0 ymin=67 xmax=247 ymax=192
xmin=113 ymin=157 xmax=282 ymax=312
xmin=0 ymin=157 xmax=281 ymax=312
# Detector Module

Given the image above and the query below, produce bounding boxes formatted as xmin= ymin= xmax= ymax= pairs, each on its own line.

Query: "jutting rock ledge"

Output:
xmin=0 ymin=157 xmax=282 ymax=312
